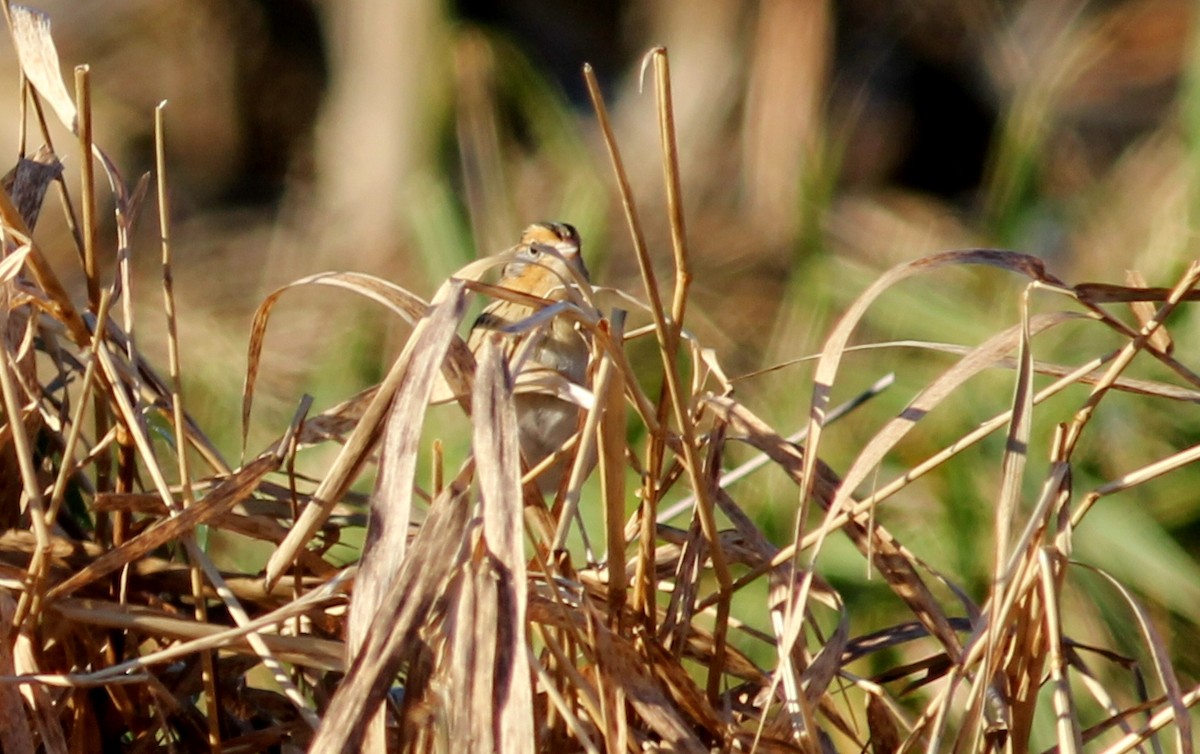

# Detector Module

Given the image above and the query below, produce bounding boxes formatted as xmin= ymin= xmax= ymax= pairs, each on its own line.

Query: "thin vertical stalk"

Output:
xmin=73 ymin=64 xmax=115 ymax=530
xmin=74 ymin=65 xmax=97 ymax=307
xmin=3 ymin=295 xmax=50 ymax=626
xmin=156 ymin=101 xmax=222 ymax=753
xmin=649 ymin=47 xmax=732 ymax=703
xmin=582 ymin=63 xmax=663 ymax=631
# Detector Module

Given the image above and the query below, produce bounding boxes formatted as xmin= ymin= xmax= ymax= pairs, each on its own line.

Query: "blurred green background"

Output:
xmin=12 ymin=0 xmax=1200 ymax=740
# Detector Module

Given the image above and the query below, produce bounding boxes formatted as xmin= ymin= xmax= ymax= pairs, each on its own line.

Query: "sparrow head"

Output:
xmin=500 ymin=222 xmax=588 ymax=296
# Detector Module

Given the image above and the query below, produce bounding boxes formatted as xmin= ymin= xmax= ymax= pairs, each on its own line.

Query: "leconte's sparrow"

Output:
xmin=468 ymin=222 xmax=591 ymax=494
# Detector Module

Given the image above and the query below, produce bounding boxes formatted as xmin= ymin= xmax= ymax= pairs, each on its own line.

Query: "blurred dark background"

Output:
xmin=15 ymin=0 xmax=1193 ymax=284
xmin=51 ymin=0 xmax=1187 ymax=212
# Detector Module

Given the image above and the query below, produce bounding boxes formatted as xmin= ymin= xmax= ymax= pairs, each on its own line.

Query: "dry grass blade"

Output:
xmin=2 ymin=569 xmax=349 ymax=693
xmin=154 ymin=98 xmax=221 ymax=750
xmin=47 ymin=596 xmax=344 ymax=673
xmin=805 ymin=250 xmax=1063 ymax=536
xmin=1074 ymin=282 xmax=1200 ymax=304
xmin=994 ymin=286 xmax=1036 ymax=579
xmin=0 ymin=241 xmax=29 ymax=281
xmin=74 ymin=65 xmax=99 ymax=310
xmin=583 ymin=61 xmax=667 ymax=629
xmin=529 ymin=650 xmax=603 ymax=754
xmin=263 ymin=278 xmax=468 ymax=588
xmin=652 ymin=48 xmax=692 ymax=331
xmin=776 ymin=253 xmax=1066 ymax=740
xmin=589 ymin=611 xmax=709 ymax=753
xmin=599 ymin=47 xmax=736 ymax=702
xmin=703 ymin=395 xmax=964 ymax=661
xmin=447 ymin=560 xmax=503 ymax=751
xmin=1125 ymin=270 xmax=1174 ymax=354
xmin=1070 ymin=289 xmax=1200 ymax=390
xmin=1086 ymin=440 xmax=1200 ymax=501
xmin=0 ymin=189 xmax=89 ymax=350
xmin=975 ymin=285 xmax=1038 ymax=748
xmin=45 ymin=451 xmax=280 ymax=601
xmin=1062 ymin=261 xmax=1200 ymax=455
xmin=1079 ymin=564 xmax=1193 ymax=754
xmin=647 ymin=49 xmax=734 ymax=704
xmin=1 ymin=280 xmax=51 ymax=628
xmin=1 ymin=591 xmax=69 ymax=752
xmin=866 ymin=692 xmax=903 ymax=754
xmin=309 ymin=472 xmax=473 ymax=753
xmin=1095 ymin=684 xmax=1200 ymax=754
xmin=459 ymin=335 xmax=533 ymax=749
xmin=0 ymin=591 xmax=35 ymax=754
xmin=9 ymin=5 xmax=77 ymax=132
xmin=824 ymin=312 xmax=1074 ymax=536
xmin=1038 ymin=549 xmax=1083 ymax=754
xmin=844 ymin=355 xmax=1109 ymax=524
xmin=596 ymin=319 xmax=628 ymax=619
xmin=347 ymin=277 xmax=468 ymax=653
xmin=657 ymin=374 xmax=896 ymax=525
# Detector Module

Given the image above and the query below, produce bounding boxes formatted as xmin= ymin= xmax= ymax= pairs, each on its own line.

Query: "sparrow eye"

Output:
xmin=524 ymin=244 xmax=552 ymax=261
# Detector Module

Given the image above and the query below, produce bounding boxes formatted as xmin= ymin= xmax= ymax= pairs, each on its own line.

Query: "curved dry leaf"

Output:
xmin=739 ymin=334 xmax=1200 ymax=404
xmin=802 ymin=250 xmax=1064 ymax=534
xmin=241 ymin=270 xmax=437 ymax=451
xmin=824 ymin=312 xmax=1076 ymax=538
xmin=1078 ymin=563 xmax=1192 ymax=754
xmin=511 ymin=369 xmax=595 ymax=408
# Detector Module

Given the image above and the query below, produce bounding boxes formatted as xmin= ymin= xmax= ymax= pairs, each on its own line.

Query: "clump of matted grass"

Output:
xmin=1 ymin=6 xmax=1198 ymax=754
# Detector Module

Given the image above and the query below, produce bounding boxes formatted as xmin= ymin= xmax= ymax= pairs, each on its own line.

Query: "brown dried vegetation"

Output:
xmin=1 ymin=5 xmax=1198 ymax=754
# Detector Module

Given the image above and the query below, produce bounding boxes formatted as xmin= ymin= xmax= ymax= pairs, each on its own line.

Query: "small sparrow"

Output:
xmin=469 ymin=222 xmax=591 ymax=493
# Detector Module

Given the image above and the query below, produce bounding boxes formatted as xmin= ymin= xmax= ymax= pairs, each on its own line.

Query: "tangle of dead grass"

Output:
xmin=1 ymin=8 xmax=1199 ymax=754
